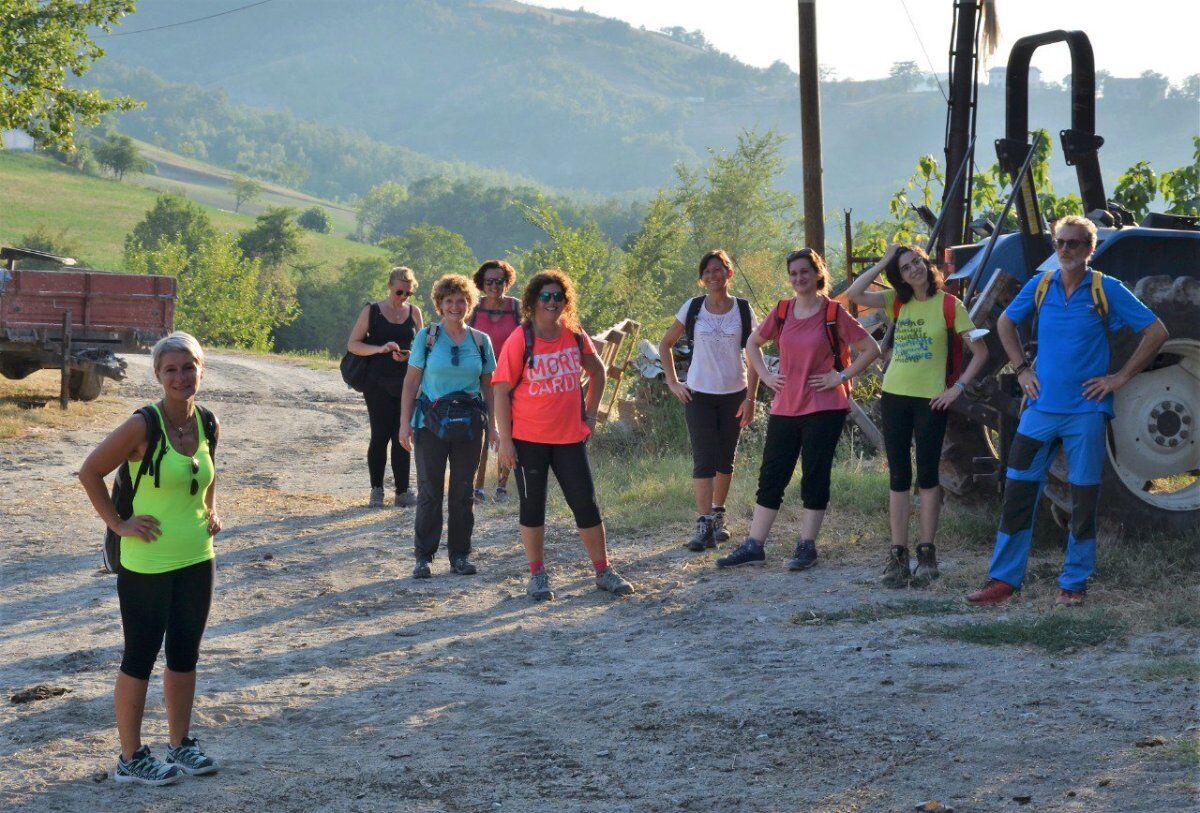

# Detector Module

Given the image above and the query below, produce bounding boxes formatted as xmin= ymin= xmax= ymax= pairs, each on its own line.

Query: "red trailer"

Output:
xmin=0 ymin=247 xmax=175 ymax=402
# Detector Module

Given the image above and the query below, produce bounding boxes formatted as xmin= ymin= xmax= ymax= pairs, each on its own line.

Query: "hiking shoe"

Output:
xmin=412 ymin=557 xmax=432 ymax=579
xmin=1055 ymin=588 xmax=1086 ymax=608
xmin=716 ymin=538 xmax=765 ymax=568
xmin=686 ymin=515 xmax=715 ymax=552
xmin=527 ymin=570 xmax=554 ymax=601
xmin=395 ymin=489 xmax=416 ymax=508
xmin=165 ymin=736 xmax=217 ymax=776
xmin=494 ymin=486 xmax=508 ymax=504
xmin=881 ymin=546 xmax=911 ymax=588
xmin=115 ymin=745 xmax=182 ymax=786
xmin=911 ymin=543 xmax=940 ymax=588
xmin=711 ymin=509 xmax=731 ymax=543
xmin=369 ymin=487 xmax=385 ymax=508
xmin=473 ymin=488 xmax=487 ymax=504
xmin=966 ymin=579 xmax=1014 ymax=605
xmin=787 ymin=539 xmax=818 ymax=571
xmin=450 ymin=556 xmax=477 ymax=576
xmin=595 ymin=566 xmax=634 ymax=596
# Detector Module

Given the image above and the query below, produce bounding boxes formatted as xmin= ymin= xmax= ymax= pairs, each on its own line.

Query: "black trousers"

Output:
xmin=414 ymin=427 xmax=484 ymax=560
xmin=684 ymin=389 xmax=746 ymax=478
xmin=364 ymin=378 xmax=411 ymax=491
xmin=880 ymin=392 xmax=948 ymax=492
xmin=513 ymin=440 xmax=603 ymax=529
xmin=755 ymin=410 xmax=847 ymax=511
xmin=117 ymin=558 xmax=214 ymax=681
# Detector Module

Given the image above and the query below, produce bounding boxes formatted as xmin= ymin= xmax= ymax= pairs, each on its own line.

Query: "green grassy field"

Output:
xmin=0 ymin=150 xmax=383 ymax=271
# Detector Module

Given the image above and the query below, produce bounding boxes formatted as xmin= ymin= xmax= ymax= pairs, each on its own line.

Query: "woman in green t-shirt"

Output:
xmin=847 ymin=245 xmax=988 ymax=588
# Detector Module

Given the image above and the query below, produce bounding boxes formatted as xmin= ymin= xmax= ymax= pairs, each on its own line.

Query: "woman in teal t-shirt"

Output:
xmin=847 ymin=245 xmax=988 ymax=589
xmin=399 ymin=273 xmax=497 ymax=580
xmin=79 ymin=332 xmax=221 ymax=785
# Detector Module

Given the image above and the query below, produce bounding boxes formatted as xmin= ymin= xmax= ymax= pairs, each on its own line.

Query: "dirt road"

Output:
xmin=1 ymin=352 xmax=1194 ymax=812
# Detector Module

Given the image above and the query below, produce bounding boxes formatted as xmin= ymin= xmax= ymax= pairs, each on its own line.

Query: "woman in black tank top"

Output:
xmin=346 ymin=267 xmax=424 ymax=507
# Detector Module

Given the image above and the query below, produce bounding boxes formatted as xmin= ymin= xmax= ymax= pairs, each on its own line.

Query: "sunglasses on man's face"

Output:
xmin=537 ymin=291 xmax=566 ymax=303
xmin=1054 ymin=238 xmax=1088 ymax=251
xmin=483 ymin=277 xmax=506 ymax=287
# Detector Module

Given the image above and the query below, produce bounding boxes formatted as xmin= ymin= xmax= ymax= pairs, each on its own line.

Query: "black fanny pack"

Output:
xmin=418 ymin=390 xmax=486 ymax=442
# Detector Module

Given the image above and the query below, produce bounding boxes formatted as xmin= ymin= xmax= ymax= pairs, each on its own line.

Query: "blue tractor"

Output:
xmin=935 ymin=29 xmax=1199 ymax=534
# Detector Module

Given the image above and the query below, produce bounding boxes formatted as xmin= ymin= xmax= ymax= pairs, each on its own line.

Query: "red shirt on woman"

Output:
xmin=756 ymin=297 xmax=868 ymax=417
xmin=470 ymin=297 xmax=521 ymax=362
xmin=493 ymin=327 xmax=598 ymax=444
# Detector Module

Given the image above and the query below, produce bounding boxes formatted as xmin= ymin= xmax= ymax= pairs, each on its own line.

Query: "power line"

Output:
xmin=898 ymin=0 xmax=948 ymax=102
xmin=100 ymin=0 xmax=275 ymax=38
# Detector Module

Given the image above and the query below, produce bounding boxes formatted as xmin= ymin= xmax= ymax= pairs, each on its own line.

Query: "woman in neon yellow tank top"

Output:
xmin=79 ymin=332 xmax=222 ymax=785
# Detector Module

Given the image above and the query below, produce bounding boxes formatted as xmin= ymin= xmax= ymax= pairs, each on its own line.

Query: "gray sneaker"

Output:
xmin=595 ymin=566 xmax=634 ymax=596
xmin=711 ymin=509 xmax=731 ymax=543
xmin=527 ymin=570 xmax=554 ymax=601
xmin=494 ymin=486 xmax=509 ymax=504
xmin=369 ymin=487 xmax=385 ymax=508
xmin=686 ymin=515 xmax=715 ymax=552
xmin=115 ymin=745 xmax=183 ymax=786
xmin=395 ymin=489 xmax=416 ymax=508
xmin=165 ymin=736 xmax=217 ymax=776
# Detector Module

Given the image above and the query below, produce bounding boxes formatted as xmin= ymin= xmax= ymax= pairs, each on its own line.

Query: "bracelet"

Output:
xmin=954 ymin=381 xmax=967 ymax=391
xmin=1013 ymin=360 xmax=1030 ymax=375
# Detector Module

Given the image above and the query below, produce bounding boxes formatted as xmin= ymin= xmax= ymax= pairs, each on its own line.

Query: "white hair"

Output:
xmin=152 ymin=331 xmax=205 ymax=371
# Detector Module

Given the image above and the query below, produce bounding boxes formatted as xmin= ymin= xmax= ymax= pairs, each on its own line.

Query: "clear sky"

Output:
xmin=523 ymin=0 xmax=1199 ymax=84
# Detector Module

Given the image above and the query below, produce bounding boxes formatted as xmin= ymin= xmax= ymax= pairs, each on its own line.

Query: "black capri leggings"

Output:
xmin=685 ymin=389 xmax=746 ymax=479
xmin=880 ymin=392 xmax=948 ymax=492
xmin=117 ymin=558 xmax=214 ymax=681
xmin=513 ymin=440 xmax=603 ymax=529
xmin=755 ymin=410 xmax=847 ymax=511
xmin=364 ymin=378 xmax=411 ymax=491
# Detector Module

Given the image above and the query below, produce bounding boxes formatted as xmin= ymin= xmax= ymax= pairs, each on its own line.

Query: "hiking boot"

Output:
xmin=473 ymin=488 xmax=487 ymax=504
xmin=369 ymin=487 xmax=385 ymax=508
xmin=787 ymin=539 xmax=818 ymax=571
xmin=716 ymin=538 xmax=765 ymax=568
xmin=966 ymin=579 xmax=1014 ymax=605
xmin=450 ymin=556 xmax=477 ymax=576
xmin=595 ymin=566 xmax=634 ymax=596
xmin=395 ymin=489 xmax=416 ymax=508
xmin=527 ymin=570 xmax=554 ymax=601
xmin=911 ymin=543 xmax=940 ymax=588
xmin=494 ymin=486 xmax=508 ymax=504
xmin=686 ymin=515 xmax=715 ymax=552
xmin=412 ymin=557 xmax=432 ymax=579
xmin=1055 ymin=588 xmax=1086 ymax=608
xmin=881 ymin=546 xmax=911 ymax=588
xmin=115 ymin=745 xmax=183 ymax=786
xmin=165 ymin=736 xmax=218 ymax=776
xmin=711 ymin=508 xmax=731 ymax=543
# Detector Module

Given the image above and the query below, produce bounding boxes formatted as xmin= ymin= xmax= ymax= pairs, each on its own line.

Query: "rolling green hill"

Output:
xmin=0 ymin=150 xmax=385 ymax=271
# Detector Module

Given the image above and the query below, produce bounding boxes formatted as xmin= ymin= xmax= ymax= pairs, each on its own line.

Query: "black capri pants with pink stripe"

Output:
xmin=513 ymin=440 xmax=603 ymax=528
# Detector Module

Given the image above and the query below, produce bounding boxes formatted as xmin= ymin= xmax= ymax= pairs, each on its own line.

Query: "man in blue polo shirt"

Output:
xmin=968 ymin=215 xmax=1168 ymax=606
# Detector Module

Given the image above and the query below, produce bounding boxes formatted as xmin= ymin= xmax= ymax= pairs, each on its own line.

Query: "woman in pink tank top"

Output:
xmin=469 ymin=260 xmax=522 ymax=503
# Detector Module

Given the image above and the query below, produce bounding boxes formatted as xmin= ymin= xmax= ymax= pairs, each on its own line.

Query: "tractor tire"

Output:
xmin=0 ymin=352 xmax=42 ymax=380
xmin=1043 ymin=275 xmax=1200 ymax=537
xmin=68 ymin=370 xmax=105 ymax=402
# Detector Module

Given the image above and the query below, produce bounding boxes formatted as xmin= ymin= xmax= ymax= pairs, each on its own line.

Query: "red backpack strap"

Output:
xmin=774 ymin=298 xmax=790 ymax=326
xmin=942 ymin=293 xmax=964 ymax=387
xmin=892 ymin=295 xmax=902 ymax=322
xmin=823 ymin=298 xmax=849 ymax=374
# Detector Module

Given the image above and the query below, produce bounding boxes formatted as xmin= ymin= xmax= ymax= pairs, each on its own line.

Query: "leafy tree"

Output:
xmin=238 ymin=207 xmax=302 ymax=268
xmin=126 ymin=234 xmax=297 ymax=351
xmin=0 ymin=0 xmax=139 ymax=151
xmin=273 ymin=256 xmax=393 ymax=354
xmin=1159 ymin=137 xmax=1200 ymax=216
xmin=378 ymin=224 xmax=477 ymax=311
xmin=1113 ymin=161 xmax=1158 ymax=222
xmin=230 ymin=174 xmax=263 ymax=213
xmin=297 ymin=205 xmax=333 ymax=233
xmin=615 ymin=191 xmax=685 ymax=331
xmin=16 ymin=224 xmax=86 ymax=268
xmin=887 ymin=61 xmax=923 ymax=93
xmin=92 ymin=132 xmax=150 ymax=180
xmin=124 ymin=193 xmax=217 ymax=261
xmin=356 ymin=181 xmax=408 ymax=239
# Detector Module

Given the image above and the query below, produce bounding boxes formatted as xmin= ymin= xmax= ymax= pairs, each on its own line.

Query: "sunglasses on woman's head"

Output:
xmin=786 ymin=248 xmax=815 ymax=264
xmin=483 ymin=277 xmax=505 ymax=287
xmin=537 ymin=291 xmax=565 ymax=303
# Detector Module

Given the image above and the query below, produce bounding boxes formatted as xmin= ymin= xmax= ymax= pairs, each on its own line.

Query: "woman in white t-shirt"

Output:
xmin=659 ymin=249 xmax=759 ymax=552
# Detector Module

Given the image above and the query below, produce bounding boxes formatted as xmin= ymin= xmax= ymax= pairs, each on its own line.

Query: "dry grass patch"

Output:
xmin=0 ymin=370 xmax=125 ymax=440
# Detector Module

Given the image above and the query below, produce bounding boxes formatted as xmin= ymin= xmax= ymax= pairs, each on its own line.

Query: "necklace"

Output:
xmin=161 ymin=403 xmax=193 ymax=439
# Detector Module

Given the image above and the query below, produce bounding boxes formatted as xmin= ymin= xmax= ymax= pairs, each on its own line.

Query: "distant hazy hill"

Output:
xmin=98 ymin=0 xmax=1196 ymax=217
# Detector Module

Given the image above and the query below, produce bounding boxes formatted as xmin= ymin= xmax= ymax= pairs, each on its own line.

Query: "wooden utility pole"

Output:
xmin=797 ymin=0 xmax=825 ymax=256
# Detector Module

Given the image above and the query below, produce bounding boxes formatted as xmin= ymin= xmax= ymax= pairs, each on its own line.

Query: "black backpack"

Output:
xmin=684 ymin=295 xmax=753 ymax=349
xmin=103 ymin=405 xmax=218 ymax=574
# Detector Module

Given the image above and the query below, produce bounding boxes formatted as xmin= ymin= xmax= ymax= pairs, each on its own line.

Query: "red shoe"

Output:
xmin=966 ymin=579 xmax=1014 ymax=605
xmin=1055 ymin=589 xmax=1086 ymax=607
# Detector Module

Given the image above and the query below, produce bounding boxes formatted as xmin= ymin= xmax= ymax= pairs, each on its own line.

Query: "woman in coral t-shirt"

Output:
xmin=717 ymin=247 xmax=880 ymax=571
xmin=493 ymin=269 xmax=635 ymax=601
